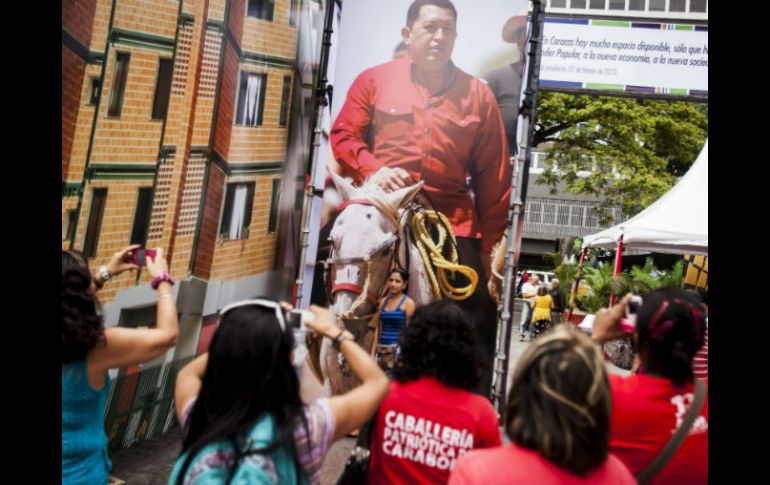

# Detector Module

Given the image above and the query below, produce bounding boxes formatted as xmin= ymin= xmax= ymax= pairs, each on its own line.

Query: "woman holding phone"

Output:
xmin=62 ymin=245 xmax=179 ymax=484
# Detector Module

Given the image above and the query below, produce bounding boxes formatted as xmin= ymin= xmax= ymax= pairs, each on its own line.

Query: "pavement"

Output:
xmin=109 ymin=301 xmax=628 ymax=484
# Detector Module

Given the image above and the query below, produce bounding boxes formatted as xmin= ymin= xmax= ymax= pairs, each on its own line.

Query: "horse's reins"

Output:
xmin=327 ymin=199 xmax=401 ymax=320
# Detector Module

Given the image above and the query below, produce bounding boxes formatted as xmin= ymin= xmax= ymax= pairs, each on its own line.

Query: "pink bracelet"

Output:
xmin=151 ymin=271 xmax=175 ymax=290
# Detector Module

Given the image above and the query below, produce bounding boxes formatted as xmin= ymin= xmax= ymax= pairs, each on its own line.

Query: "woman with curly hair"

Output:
xmin=62 ymin=245 xmax=179 ymax=484
xmin=448 ymin=325 xmax=635 ymax=484
xmin=366 ymin=300 xmax=502 ymax=485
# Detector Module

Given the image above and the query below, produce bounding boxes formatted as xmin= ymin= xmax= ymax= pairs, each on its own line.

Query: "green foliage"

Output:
xmin=534 ymin=92 xmax=708 ymax=224
xmin=576 ymin=257 xmax=685 ymax=312
xmin=544 ymin=251 xmax=581 ymax=309
xmin=577 ymin=263 xmax=631 ymax=313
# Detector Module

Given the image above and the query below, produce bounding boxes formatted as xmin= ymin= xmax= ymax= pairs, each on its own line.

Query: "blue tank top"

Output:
xmin=379 ymin=295 xmax=408 ymax=345
xmin=62 ymin=358 xmax=112 ymax=485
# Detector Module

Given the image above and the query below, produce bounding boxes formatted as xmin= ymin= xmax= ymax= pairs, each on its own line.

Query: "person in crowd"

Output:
xmin=550 ymin=278 xmax=566 ymax=325
xmin=62 ymin=245 xmax=179 ymax=484
xmin=367 ymin=300 xmax=502 ymax=484
xmin=530 ymin=284 xmax=553 ymax=339
xmin=374 ymin=268 xmax=416 ymax=376
xmin=591 ymin=289 xmax=708 ymax=484
xmin=393 ymin=40 xmax=408 ymax=59
xmin=448 ymin=325 xmax=635 ymax=484
xmin=170 ymin=302 xmax=389 ymax=484
xmin=519 ymin=274 xmax=539 ymax=341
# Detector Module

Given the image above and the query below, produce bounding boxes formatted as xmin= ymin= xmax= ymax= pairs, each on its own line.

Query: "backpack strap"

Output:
xmin=636 ymin=378 xmax=706 ymax=485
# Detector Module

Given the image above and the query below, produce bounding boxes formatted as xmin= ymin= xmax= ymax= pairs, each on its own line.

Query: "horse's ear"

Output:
xmin=329 ymin=169 xmax=357 ymax=201
xmin=383 ymin=180 xmax=424 ymax=211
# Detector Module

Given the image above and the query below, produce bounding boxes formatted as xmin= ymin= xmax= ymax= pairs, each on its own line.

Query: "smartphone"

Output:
xmin=288 ymin=309 xmax=315 ymax=331
xmin=620 ymin=295 xmax=643 ymax=333
xmin=131 ymin=249 xmax=157 ymax=267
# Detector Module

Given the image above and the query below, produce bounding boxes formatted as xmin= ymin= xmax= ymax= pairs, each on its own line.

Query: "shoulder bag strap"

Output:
xmin=636 ymin=378 xmax=707 ymax=485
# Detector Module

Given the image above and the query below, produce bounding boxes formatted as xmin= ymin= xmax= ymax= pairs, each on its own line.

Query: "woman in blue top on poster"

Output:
xmin=374 ymin=268 xmax=416 ymax=376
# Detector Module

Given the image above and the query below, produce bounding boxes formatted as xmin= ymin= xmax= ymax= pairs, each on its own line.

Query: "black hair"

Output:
xmin=506 ymin=325 xmax=611 ymax=476
xmin=62 ymin=250 xmax=104 ymax=363
xmin=635 ymin=288 xmax=706 ymax=387
xmin=389 ymin=268 xmax=409 ymax=284
xmin=406 ymin=0 xmax=457 ymax=27
xmin=537 ymin=285 xmax=548 ymax=296
xmin=393 ymin=300 xmax=481 ymax=392
xmin=176 ymin=299 xmax=308 ymax=484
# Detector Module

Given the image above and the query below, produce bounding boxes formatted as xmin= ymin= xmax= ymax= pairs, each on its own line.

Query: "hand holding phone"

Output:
xmin=131 ymin=248 xmax=157 ymax=267
xmin=620 ymin=295 xmax=643 ymax=333
xmin=288 ymin=309 xmax=316 ymax=331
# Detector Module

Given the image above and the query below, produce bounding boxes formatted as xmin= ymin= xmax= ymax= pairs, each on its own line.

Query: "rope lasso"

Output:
xmin=409 ymin=209 xmax=478 ymax=300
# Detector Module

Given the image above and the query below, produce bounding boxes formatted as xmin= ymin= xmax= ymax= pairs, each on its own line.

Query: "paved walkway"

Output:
xmin=109 ymin=303 xmax=627 ymax=484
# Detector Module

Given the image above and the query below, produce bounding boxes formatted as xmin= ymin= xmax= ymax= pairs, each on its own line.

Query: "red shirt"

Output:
xmin=609 ymin=373 xmax=708 ymax=485
xmin=448 ymin=443 xmax=636 ymax=485
xmin=330 ymin=58 xmax=511 ymax=253
xmin=367 ymin=376 xmax=502 ymax=485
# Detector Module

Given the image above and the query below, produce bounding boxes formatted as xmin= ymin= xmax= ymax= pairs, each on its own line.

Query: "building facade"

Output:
xmin=62 ymin=0 xmax=303 ymax=439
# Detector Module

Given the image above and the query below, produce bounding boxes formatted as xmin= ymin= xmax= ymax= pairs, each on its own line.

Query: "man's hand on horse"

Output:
xmin=370 ymin=166 xmax=413 ymax=192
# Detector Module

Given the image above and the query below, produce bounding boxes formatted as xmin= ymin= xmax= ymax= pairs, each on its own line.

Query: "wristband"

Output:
xmin=332 ymin=332 xmax=353 ymax=350
xmin=151 ymin=271 xmax=175 ymax=290
xmin=98 ymin=265 xmax=111 ymax=282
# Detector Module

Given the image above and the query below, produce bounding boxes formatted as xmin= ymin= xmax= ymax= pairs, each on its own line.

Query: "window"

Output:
xmin=549 ymin=0 xmax=567 ymax=7
xmin=130 ymin=188 xmax=153 ymax=245
xmin=247 ymin=0 xmax=274 ymax=21
xmin=108 ymin=53 xmax=130 ymax=117
xmin=648 ymin=0 xmax=665 ymax=11
xmin=690 ymin=0 xmax=707 ymax=12
xmin=88 ymin=78 xmax=100 ymax=105
xmin=279 ymin=76 xmax=291 ymax=127
xmin=609 ymin=0 xmax=625 ymax=9
xmin=290 ymin=0 xmax=298 ymax=26
xmin=570 ymin=0 xmax=587 ymax=8
xmin=63 ymin=209 xmax=77 ymax=241
xmin=152 ymin=59 xmax=174 ymax=120
xmin=669 ymin=0 xmax=686 ymax=11
xmin=570 ymin=206 xmax=585 ymax=228
xmin=268 ymin=179 xmax=280 ymax=233
xmin=628 ymin=0 xmax=645 ymax=10
xmin=235 ymin=72 xmax=267 ymax=126
xmin=83 ymin=188 xmax=107 ymax=257
xmin=220 ymin=182 xmax=255 ymax=240
xmin=589 ymin=0 xmax=606 ymax=9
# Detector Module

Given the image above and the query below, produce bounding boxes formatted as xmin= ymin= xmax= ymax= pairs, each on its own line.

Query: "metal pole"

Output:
xmin=491 ymin=0 xmax=546 ymax=417
xmin=294 ymin=0 xmax=337 ymax=306
xmin=609 ymin=234 xmax=624 ymax=306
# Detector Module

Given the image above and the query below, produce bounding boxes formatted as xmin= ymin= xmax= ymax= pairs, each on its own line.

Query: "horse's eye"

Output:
xmin=366 ymin=213 xmax=372 ymax=219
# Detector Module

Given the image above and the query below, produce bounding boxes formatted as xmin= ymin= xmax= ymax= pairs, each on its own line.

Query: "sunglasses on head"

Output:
xmin=219 ymin=299 xmax=287 ymax=332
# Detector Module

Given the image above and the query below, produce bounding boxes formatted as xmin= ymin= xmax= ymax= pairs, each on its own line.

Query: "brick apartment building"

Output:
xmin=62 ymin=0 xmax=302 ymax=367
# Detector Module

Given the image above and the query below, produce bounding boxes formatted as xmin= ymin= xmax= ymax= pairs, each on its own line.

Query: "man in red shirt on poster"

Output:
xmin=330 ymin=0 xmax=511 ymax=394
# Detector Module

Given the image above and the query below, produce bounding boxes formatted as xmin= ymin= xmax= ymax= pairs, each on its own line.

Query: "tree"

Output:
xmin=534 ymin=92 xmax=708 ymax=223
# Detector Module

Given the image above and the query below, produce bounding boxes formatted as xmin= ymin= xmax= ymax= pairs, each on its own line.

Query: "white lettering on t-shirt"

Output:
xmin=670 ymin=393 xmax=708 ymax=435
xmin=380 ymin=412 xmax=476 ymax=470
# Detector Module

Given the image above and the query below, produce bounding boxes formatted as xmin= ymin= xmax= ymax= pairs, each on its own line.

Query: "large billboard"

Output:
xmin=306 ymin=0 xmax=530 ymax=395
xmin=540 ymin=17 xmax=708 ymax=97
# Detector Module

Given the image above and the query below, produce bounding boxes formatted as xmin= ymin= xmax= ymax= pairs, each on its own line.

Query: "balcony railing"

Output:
xmin=523 ymin=196 xmax=623 ymax=239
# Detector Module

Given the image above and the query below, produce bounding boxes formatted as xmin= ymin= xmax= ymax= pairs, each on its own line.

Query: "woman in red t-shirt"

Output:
xmin=449 ymin=325 xmax=636 ymax=485
xmin=366 ymin=300 xmax=502 ymax=485
xmin=592 ymin=289 xmax=708 ymax=485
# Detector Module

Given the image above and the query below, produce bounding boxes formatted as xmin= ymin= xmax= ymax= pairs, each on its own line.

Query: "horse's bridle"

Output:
xmin=325 ymin=199 xmax=401 ymax=320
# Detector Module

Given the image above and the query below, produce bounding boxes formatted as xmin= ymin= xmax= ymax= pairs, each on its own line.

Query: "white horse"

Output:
xmin=319 ymin=172 xmax=433 ymax=396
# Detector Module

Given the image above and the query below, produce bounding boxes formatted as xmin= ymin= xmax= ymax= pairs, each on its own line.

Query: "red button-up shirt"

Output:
xmin=330 ymin=58 xmax=511 ymax=254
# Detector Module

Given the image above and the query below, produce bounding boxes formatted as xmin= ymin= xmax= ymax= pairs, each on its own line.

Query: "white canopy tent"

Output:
xmin=582 ymin=140 xmax=708 ymax=256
